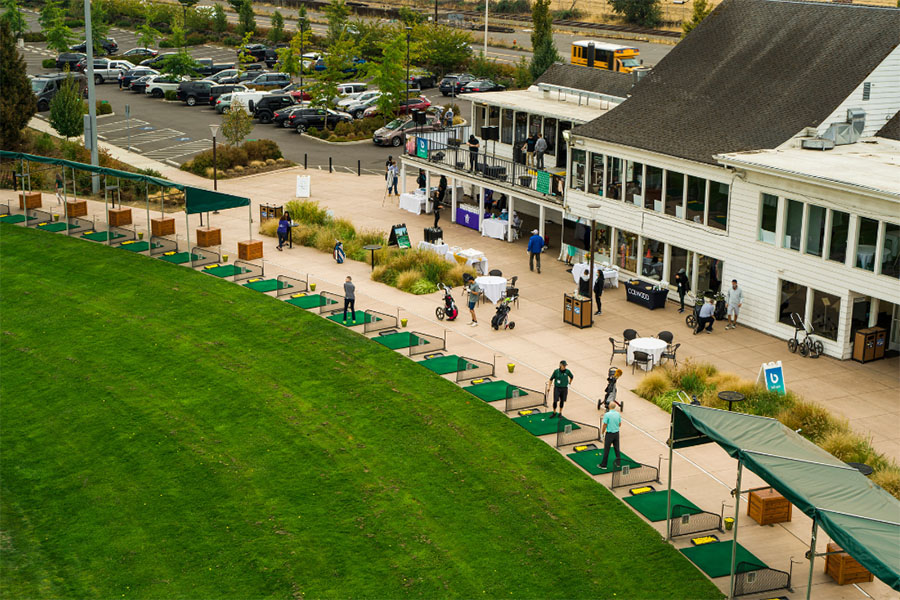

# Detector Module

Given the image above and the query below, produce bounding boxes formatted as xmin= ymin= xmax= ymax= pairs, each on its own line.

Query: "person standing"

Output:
xmin=674 ymin=268 xmax=690 ymax=313
xmin=464 ymin=274 xmax=481 ymax=327
xmin=527 ymin=229 xmax=543 ymax=273
xmin=467 ymin=134 xmax=480 ymax=171
xmin=534 ymin=133 xmax=548 ymax=169
xmin=694 ymin=296 xmax=716 ymax=335
xmin=387 ymin=160 xmax=399 ymax=196
xmin=276 ymin=211 xmax=291 ymax=251
xmin=593 ymin=271 xmax=604 ymax=315
xmin=578 ymin=272 xmax=591 ymax=297
xmin=523 ymin=133 xmax=537 ymax=167
xmin=599 ymin=401 xmax=622 ymax=470
xmin=416 ymin=169 xmax=426 ymax=190
xmin=548 ymin=360 xmax=574 ymax=419
xmin=725 ymin=279 xmax=744 ymax=330
xmin=55 ymin=171 xmax=64 ymax=204
xmin=444 ymin=106 xmax=454 ymax=128
xmin=342 ymin=275 xmax=356 ymax=324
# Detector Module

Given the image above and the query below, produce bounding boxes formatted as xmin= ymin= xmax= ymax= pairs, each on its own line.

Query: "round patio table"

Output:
xmin=718 ymin=390 xmax=745 ymax=411
xmin=363 ymin=244 xmax=382 ymax=271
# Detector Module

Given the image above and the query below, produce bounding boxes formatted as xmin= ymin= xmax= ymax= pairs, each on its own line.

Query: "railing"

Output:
xmin=415 ymin=124 xmax=471 ymax=146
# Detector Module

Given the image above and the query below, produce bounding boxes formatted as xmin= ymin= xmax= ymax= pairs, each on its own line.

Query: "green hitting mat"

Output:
xmin=81 ymin=230 xmax=126 ymax=242
xmin=374 ymin=331 xmax=430 ymax=350
xmin=35 ymin=221 xmax=69 ymax=232
xmin=0 ymin=214 xmax=32 ymax=224
xmin=512 ymin=413 xmax=579 ymax=436
xmin=622 ymin=490 xmax=703 ymax=522
xmin=243 ymin=278 xmax=292 ymax=293
xmin=157 ymin=252 xmax=200 ymax=264
xmin=284 ymin=293 xmax=337 ymax=309
xmin=680 ymin=541 xmax=766 ymax=578
xmin=418 ymin=355 xmax=474 ymax=375
xmin=118 ymin=241 xmax=162 ymax=253
xmin=465 ymin=380 xmax=519 ymax=402
xmin=567 ymin=449 xmax=640 ymax=475
xmin=202 ymin=264 xmax=248 ymax=278
xmin=326 ymin=311 xmax=377 ymax=326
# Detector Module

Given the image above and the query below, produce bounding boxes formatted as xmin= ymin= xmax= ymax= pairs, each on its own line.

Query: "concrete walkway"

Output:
xmin=4 ymin=162 xmax=897 ymax=599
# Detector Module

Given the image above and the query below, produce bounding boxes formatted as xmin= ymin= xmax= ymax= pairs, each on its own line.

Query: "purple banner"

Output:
xmin=456 ymin=206 xmax=481 ymax=231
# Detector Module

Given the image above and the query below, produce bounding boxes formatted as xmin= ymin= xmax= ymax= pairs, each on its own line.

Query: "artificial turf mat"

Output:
xmin=512 ymin=412 xmax=579 ymax=436
xmin=418 ymin=355 xmax=473 ymax=375
xmin=373 ymin=331 xmax=430 ymax=350
xmin=326 ymin=311 xmax=377 ymax=326
xmin=465 ymin=380 xmax=519 ymax=402
xmin=203 ymin=264 xmax=248 ymax=278
xmin=566 ymin=449 xmax=640 ymax=475
xmin=0 ymin=214 xmax=31 ymax=224
xmin=35 ymin=222 xmax=69 ymax=232
xmin=284 ymin=294 xmax=337 ymax=309
xmin=157 ymin=252 xmax=200 ymax=264
xmin=242 ymin=278 xmax=291 ymax=293
xmin=82 ymin=231 xmax=126 ymax=242
xmin=680 ymin=541 xmax=765 ymax=578
xmin=622 ymin=490 xmax=703 ymax=522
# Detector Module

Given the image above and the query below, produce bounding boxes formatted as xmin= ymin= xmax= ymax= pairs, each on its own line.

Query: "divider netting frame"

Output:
xmin=733 ymin=562 xmax=791 ymax=597
xmin=455 ymin=356 xmax=495 ymax=382
xmin=276 ymin=275 xmax=308 ymax=296
xmin=505 ymin=385 xmax=547 ymax=413
xmin=363 ymin=309 xmax=398 ymax=332
xmin=109 ymin=225 xmax=136 ymax=245
xmin=318 ymin=291 xmax=347 ymax=315
xmin=234 ymin=259 xmax=263 ymax=282
xmin=190 ymin=246 xmax=218 ymax=268
xmin=28 ymin=208 xmax=53 ymax=226
xmin=556 ymin=419 xmax=601 ymax=448
xmin=669 ymin=508 xmax=723 ymax=537
xmin=150 ymin=236 xmax=177 ymax=256
xmin=611 ymin=462 xmax=661 ymax=489
xmin=407 ymin=331 xmax=445 ymax=356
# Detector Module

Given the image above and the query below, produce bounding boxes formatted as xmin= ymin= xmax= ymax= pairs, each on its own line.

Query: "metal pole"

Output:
xmin=84 ymin=0 xmax=100 ymax=194
xmin=125 ymin=104 xmax=131 ymax=151
xmin=405 ymin=27 xmax=411 ymax=109
xmin=145 ymin=183 xmax=150 ymax=241
xmin=249 ymin=203 xmax=252 ymax=240
xmin=299 ymin=19 xmax=304 ymax=98
xmin=329 ymin=157 xmax=332 ymax=173
xmin=213 ymin=135 xmax=218 ymax=190
xmin=728 ymin=459 xmax=744 ymax=600
xmin=483 ymin=0 xmax=488 ymax=56
xmin=104 ymin=174 xmax=109 ymax=242
xmin=589 ymin=217 xmax=596 ymax=321
xmin=666 ymin=414 xmax=674 ymax=540
xmin=805 ymin=519 xmax=818 ymax=600
xmin=304 ymin=153 xmax=307 ymax=169
xmin=435 ymin=0 xmax=438 ymax=23
xmin=357 ymin=159 xmax=360 ymax=176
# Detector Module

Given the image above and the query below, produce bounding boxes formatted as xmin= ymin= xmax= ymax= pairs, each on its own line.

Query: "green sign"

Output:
xmin=536 ymin=170 xmax=551 ymax=195
xmin=416 ymin=137 xmax=428 ymax=159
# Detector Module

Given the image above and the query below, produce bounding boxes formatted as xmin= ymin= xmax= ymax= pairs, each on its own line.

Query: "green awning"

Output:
xmin=671 ymin=403 xmax=900 ymax=590
xmin=184 ymin=187 xmax=250 ymax=214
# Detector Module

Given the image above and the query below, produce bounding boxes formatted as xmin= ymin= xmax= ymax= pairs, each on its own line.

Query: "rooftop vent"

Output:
xmin=801 ymin=108 xmax=866 ymax=150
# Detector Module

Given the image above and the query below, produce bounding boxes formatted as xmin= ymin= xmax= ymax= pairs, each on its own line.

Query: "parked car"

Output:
xmin=252 ymin=94 xmax=296 ymax=123
xmin=239 ymin=44 xmax=277 ymax=67
xmin=230 ymin=90 xmax=273 ymax=113
xmin=343 ymin=93 xmax=381 ymax=119
xmin=195 ymin=58 xmax=234 ymax=78
xmin=129 ymin=74 xmax=155 ymax=94
xmin=205 ymin=66 xmax=261 ymax=84
xmin=337 ymin=82 xmax=367 ymax=96
xmin=373 ymin=116 xmax=443 ymax=147
xmin=120 ymin=67 xmax=158 ymax=89
xmin=363 ymin=96 xmax=431 ymax=119
xmin=407 ymin=68 xmax=436 ymax=89
xmin=139 ymin=53 xmax=175 ymax=67
xmin=214 ymin=92 xmax=237 ymax=114
xmin=220 ymin=69 xmax=270 ymax=85
xmin=280 ymin=83 xmax=311 ymax=102
xmin=301 ymin=52 xmax=321 ymax=69
xmin=121 ymin=47 xmax=158 ymax=60
xmin=209 ymin=84 xmax=248 ymax=106
xmin=31 ymin=73 xmax=87 ymax=111
xmin=75 ymin=58 xmax=134 ymax=84
xmin=55 ymin=52 xmax=85 ymax=71
xmin=462 ymin=79 xmax=506 ymax=93
xmin=145 ymin=74 xmax=184 ymax=98
xmin=272 ymin=105 xmax=305 ymax=128
xmin=312 ymin=57 xmax=365 ymax=76
xmin=70 ymin=38 xmax=118 ymax=55
xmin=246 ymin=72 xmax=292 ymax=89
xmin=438 ymin=73 xmax=474 ymax=96
xmin=176 ymin=80 xmax=214 ymax=106
xmin=289 ymin=108 xmax=351 ymax=133
xmin=337 ymin=89 xmax=377 ymax=108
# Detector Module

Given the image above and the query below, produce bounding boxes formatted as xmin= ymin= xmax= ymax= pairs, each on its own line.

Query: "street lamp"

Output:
xmin=405 ymin=26 xmax=412 ymax=110
xmin=209 ymin=123 xmax=219 ymax=191
xmin=299 ymin=17 xmax=306 ymax=100
xmin=587 ymin=203 xmax=602 ymax=322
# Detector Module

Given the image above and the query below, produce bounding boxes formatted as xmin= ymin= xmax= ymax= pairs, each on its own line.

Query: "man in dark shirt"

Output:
xmin=548 ymin=360 xmax=574 ymax=418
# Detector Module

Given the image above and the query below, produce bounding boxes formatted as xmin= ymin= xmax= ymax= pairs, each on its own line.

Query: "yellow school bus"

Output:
xmin=571 ymin=41 xmax=641 ymax=73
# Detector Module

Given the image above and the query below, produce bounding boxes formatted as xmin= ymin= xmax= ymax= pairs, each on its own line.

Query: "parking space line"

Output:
xmin=97 ymin=119 xmax=150 ymax=134
xmin=127 ymin=128 xmax=185 ymax=145
xmin=143 ymin=139 xmax=213 ymax=160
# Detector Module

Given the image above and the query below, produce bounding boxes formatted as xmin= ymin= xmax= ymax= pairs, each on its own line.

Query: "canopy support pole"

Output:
xmin=104 ymin=174 xmax=109 ymax=243
xmin=145 ymin=183 xmax=150 ymax=241
xmin=185 ymin=209 xmax=190 ymax=257
xmin=728 ymin=458 xmax=743 ymax=600
xmin=665 ymin=411 xmax=674 ymax=540
xmin=805 ymin=518 xmax=818 ymax=600
xmin=72 ymin=167 xmax=77 ymax=201
xmin=249 ymin=203 xmax=252 ymax=240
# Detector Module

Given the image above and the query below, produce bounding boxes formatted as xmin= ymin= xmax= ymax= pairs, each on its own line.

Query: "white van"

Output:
xmin=337 ymin=82 xmax=367 ymax=96
xmin=230 ymin=90 xmax=271 ymax=113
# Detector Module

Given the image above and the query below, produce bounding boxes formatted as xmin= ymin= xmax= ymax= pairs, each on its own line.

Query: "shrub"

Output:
xmin=286 ymin=199 xmax=330 ymax=226
xmin=159 ymin=39 xmax=175 ymax=48
xmin=186 ymin=32 xmax=207 ymax=46
xmin=243 ymin=139 xmax=282 ymax=161
xmin=410 ymin=279 xmax=438 ymax=295
xmin=221 ymin=35 xmax=242 ymax=46
xmin=871 ymin=467 xmax=900 ymax=498
xmin=396 ymin=269 xmax=424 ymax=293
xmin=96 ymin=101 xmax=113 ymax=115
xmin=259 ymin=218 xmax=278 ymax=237
xmin=265 ymin=158 xmax=275 ymax=166
xmin=34 ymin=133 xmax=54 ymax=154
xmin=778 ymin=401 xmax=843 ymax=443
xmin=64 ymin=19 xmax=84 ymax=28
xmin=42 ymin=58 xmax=56 ymax=69
xmin=820 ymin=431 xmax=880 ymax=466
xmin=233 ymin=165 xmax=244 ymax=173
xmin=334 ymin=121 xmax=352 ymax=136
xmin=249 ymin=160 xmax=265 ymax=168
xmin=23 ymin=32 xmax=47 ymax=42
xmin=164 ymin=90 xmax=177 ymax=101
xmin=634 ymin=371 xmax=673 ymax=401
xmin=445 ymin=264 xmax=476 ymax=287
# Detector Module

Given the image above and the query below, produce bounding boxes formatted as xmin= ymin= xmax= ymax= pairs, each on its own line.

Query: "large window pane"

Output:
xmin=645 ymin=166 xmax=663 ymax=211
xmin=806 ymin=205 xmax=826 ymax=256
xmin=669 ymin=246 xmax=692 ymax=283
xmin=529 ymin=114 xmax=542 ymax=136
xmin=501 ymin=108 xmax=513 ymax=144
xmin=474 ymin=104 xmax=486 ymax=132
xmin=489 ymin=106 xmax=500 ymax=127
xmin=665 ymin=171 xmax=684 ymax=217
xmin=697 ymin=254 xmax=723 ymax=294
xmin=686 ymin=176 xmax=705 ymax=223
xmin=616 ymin=229 xmax=638 ymax=272
xmin=570 ymin=149 xmax=586 ymax=191
xmin=593 ymin=224 xmax=612 ymax=264
xmin=708 ymin=182 xmax=729 ymax=230
xmin=588 ymin=153 xmax=604 ymax=195
xmin=514 ymin=111 xmax=527 ymax=146
xmin=783 ymin=199 xmax=803 ymax=251
xmin=759 ymin=193 xmax=777 ymax=243
xmin=624 ymin=161 xmax=643 ymax=206
xmin=641 ymin=237 xmax=664 ymax=280
xmin=780 ymin=280 xmax=807 ymax=326
xmin=856 ymin=217 xmax=878 ymax=271
xmin=883 ymin=222 xmax=900 ymax=279
xmin=543 ymin=117 xmax=557 ymax=156
xmin=828 ymin=210 xmax=849 ymax=263
xmin=606 ymin=157 xmax=623 ymax=200
xmin=812 ymin=290 xmax=840 ymax=341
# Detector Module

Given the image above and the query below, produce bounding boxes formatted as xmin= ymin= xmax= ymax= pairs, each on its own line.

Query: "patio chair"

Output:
xmin=658 ymin=331 xmax=674 ymax=344
xmin=489 ymin=269 xmax=503 ymax=277
xmin=609 ymin=337 xmax=627 ymax=364
xmin=623 ymin=329 xmax=639 ymax=342
xmin=505 ymin=276 xmax=519 ymax=308
xmin=660 ymin=343 xmax=681 ymax=366
xmin=632 ymin=350 xmax=653 ymax=374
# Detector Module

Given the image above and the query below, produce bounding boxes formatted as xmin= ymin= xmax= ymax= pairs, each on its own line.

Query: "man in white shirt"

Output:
xmin=726 ymin=279 xmax=744 ymax=330
xmin=694 ymin=297 xmax=716 ymax=335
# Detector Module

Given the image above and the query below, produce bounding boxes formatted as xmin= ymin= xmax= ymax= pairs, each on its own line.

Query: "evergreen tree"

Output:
xmin=269 ymin=11 xmax=285 ymax=44
xmin=0 ymin=0 xmax=26 ymax=39
xmin=608 ymin=0 xmax=662 ymax=28
xmin=324 ymin=0 xmax=349 ymax=46
xmin=368 ymin=33 xmax=406 ymax=125
xmin=46 ymin=17 xmax=75 ymax=54
xmin=160 ymin=49 xmax=200 ymax=79
xmin=49 ymin=74 xmax=84 ymax=141
xmin=89 ymin=0 xmax=111 ymax=54
xmin=530 ymin=35 xmax=560 ymax=80
xmin=530 ymin=0 xmax=559 ymax=80
xmin=212 ymin=4 xmax=227 ymax=34
xmin=238 ymin=0 xmax=256 ymax=36
xmin=0 ymin=21 xmax=35 ymax=150
xmin=682 ymin=0 xmax=712 ymax=37
xmin=39 ymin=0 xmax=62 ymax=32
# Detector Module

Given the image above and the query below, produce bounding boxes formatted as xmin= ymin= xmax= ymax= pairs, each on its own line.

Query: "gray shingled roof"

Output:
xmin=877 ymin=111 xmax=900 ymax=141
xmin=534 ymin=63 xmax=634 ymax=99
xmin=573 ymin=0 xmax=900 ymax=164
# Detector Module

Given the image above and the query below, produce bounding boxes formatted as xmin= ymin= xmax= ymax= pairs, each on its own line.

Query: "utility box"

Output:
xmin=853 ymin=327 xmax=886 ymax=363
xmin=563 ymin=293 xmax=592 ymax=329
xmin=19 ymin=191 xmax=42 ymax=210
xmin=107 ymin=207 xmax=132 ymax=227
xmin=151 ymin=217 xmax=175 ymax=237
xmin=825 ymin=543 xmax=874 ymax=585
xmin=196 ymin=227 xmax=221 ymax=247
xmin=747 ymin=487 xmax=792 ymax=525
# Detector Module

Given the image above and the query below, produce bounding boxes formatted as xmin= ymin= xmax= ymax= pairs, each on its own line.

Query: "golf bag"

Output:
xmin=491 ymin=298 xmax=516 ymax=330
xmin=333 ymin=241 xmax=345 ymax=264
xmin=435 ymin=283 xmax=459 ymax=321
xmin=599 ymin=368 xmax=623 ymax=411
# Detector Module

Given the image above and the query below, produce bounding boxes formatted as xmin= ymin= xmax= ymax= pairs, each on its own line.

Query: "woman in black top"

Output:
xmin=675 ymin=268 xmax=691 ymax=313
xmin=434 ymin=175 xmax=447 ymax=227
xmin=467 ymin=135 xmax=480 ymax=170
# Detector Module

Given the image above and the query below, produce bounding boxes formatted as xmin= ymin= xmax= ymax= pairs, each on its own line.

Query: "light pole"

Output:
xmin=588 ymin=203 xmax=601 ymax=323
xmin=209 ymin=124 xmax=219 ymax=191
xmin=483 ymin=0 xmax=488 ymax=56
xmin=405 ymin=26 xmax=412 ymax=109
xmin=299 ymin=17 xmax=306 ymax=100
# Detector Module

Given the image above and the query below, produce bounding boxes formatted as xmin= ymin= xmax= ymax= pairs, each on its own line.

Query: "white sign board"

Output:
xmin=757 ymin=361 xmax=786 ymax=395
xmin=295 ymin=175 xmax=311 ymax=198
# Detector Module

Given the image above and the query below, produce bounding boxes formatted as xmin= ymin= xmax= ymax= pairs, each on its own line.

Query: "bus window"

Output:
xmin=598 ymin=50 xmax=613 ymax=69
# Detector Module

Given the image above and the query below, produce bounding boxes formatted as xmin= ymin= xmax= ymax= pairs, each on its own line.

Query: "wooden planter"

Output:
xmin=238 ymin=239 xmax=263 ymax=261
xmin=825 ymin=543 xmax=874 ymax=585
xmin=107 ymin=207 xmax=132 ymax=227
xmin=196 ymin=227 xmax=221 ymax=248
xmin=65 ymin=199 xmax=88 ymax=218
xmin=150 ymin=217 xmax=175 ymax=237
xmin=19 ymin=191 xmax=42 ymax=210
xmin=747 ymin=487 xmax=792 ymax=525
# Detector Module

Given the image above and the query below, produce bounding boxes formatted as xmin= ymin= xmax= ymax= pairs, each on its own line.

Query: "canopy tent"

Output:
xmin=669 ymin=403 xmax=900 ymax=598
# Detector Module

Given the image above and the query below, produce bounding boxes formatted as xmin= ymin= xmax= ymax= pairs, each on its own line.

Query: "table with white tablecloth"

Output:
xmin=418 ymin=241 xmax=449 ymax=257
xmin=399 ymin=192 xmax=432 ymax=215
xmin=474 ymin=275 xmax=507 ymax=304
xmin=481 ymin=217 xmax=509 ymax=240
xmin=626 ymin=337 xmax=668 ymax=370
xmin=447 ymin=247 xmax=489 ymax=275
xmin=572 ymin=262 xmax=619 ymax=288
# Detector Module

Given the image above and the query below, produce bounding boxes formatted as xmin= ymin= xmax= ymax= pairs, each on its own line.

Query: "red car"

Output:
xmin=280 ymin=83 xmax=311 ymax=101
xmin=363 ymin=96 xmax=430 ymax=119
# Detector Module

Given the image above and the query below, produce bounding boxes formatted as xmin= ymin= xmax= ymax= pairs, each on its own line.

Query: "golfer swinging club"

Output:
xmin=548 ymin=360 xmax=573 ymax=419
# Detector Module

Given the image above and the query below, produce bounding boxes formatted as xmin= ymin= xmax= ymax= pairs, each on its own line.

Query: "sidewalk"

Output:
xmin=4 ymin=162 xmax=896 ymax=599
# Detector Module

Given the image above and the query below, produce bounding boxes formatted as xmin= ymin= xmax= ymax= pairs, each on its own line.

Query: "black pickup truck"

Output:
xmin=238 ymin=44 xmax=278 ymax=68
xmin=195 ymin=58 xmax=234 ymax=78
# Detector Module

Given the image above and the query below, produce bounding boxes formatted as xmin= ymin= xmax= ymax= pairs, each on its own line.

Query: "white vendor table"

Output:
xmin=572 ymin=262 xmax=619 ymax=288
xmin=627 ymin=337 xmax=668 ymax=371
xmin=475 ymin=275 xmax=507 ymax=304
xmin=481 ymin=218 xmax=508 ymax=240
xmin=418 ymin=241 xmax=449 ymax=256
xmin=447 ymin=247 xmax=489 ymax=275
xmin=399 ymin=192 xmax=432 ymax=215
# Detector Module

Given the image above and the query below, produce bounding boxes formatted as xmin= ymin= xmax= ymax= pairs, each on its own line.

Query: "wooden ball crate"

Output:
xmin=825 ymin=542 xmax=874 ymax=585
xmin=747 ymin=487 xmax=792 ymax=525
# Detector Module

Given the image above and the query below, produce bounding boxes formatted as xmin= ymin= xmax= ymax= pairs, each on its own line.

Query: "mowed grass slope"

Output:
xmin=0 ymin=224 xmax=720 ymax=599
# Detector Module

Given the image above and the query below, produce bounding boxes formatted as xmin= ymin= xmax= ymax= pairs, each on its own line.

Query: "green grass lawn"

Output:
xmin=0 ymin=224 xmax=721 ymax=599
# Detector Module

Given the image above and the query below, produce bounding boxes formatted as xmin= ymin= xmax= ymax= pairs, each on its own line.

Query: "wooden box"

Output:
xmin=150 ymin=217 xmax=175 ymax=237
xmin=107 ymin=207 xmax=132 ymax=227
xmin=196 ymin=227 xmax=221 ymax=247
xmin=825 ymin=542 xmax=874 ymax=585
xmin=747 ymin=487 xmax=792 ymax=525
xmin=19 ymin=191 xmax=42 ymax=210
xmin=563 ymin=293 xmax=592 ymax=329
xmin=238 ymin=239 xmax=263 ymax=261
xmin=65 ymin=199 xmax=88 ymax=218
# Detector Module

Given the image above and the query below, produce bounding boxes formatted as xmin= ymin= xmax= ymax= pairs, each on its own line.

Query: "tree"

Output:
xmin=682 ymin=0 xmax=712 ymax=37
xmin=49 ymin=74 xmax=84 ymax=140
xmin=39 ymin=0 xmax=62 ymax=32
xmin=416 ymin=23 xmax=472 ymax=77
xmin=212 ymin=4 xmax=227 ymax=34
xmin=368 ymin=32 xmax=406 ymax=124
xmin=276 ymin=26 xmax=312 ymax=80
xmin=309 ymin=36 xmax=355 ymax=128
xmin=268 ymin=11 xmax=285 ymax=44
xmin=0 ymin=21 xmax=35 ymax=150
xmin=238 ymin=0 xmax=256 ymax=36
xmin=353 ymin=18 xmax=390 ymax=62
xmin=136 ymin=19 xmax=161 ymax=49
xmin=89 ymin=0 xmax=111 ymax=54
xmin=46 ymin=17 xmax=76 ymax=54
xmin=160 ymin=49 xmax=200 ymax=78
xmin=168 ymin=23 xmax=186 ymax=50
xmin=530 ymin=0 xmax=559 ymax=79
xmin=513 ymin=56 xmax=533 ymax=88
xmin=1 ymin=0 xmax=26 ymax=39
xmin=237 ymin=31 xmax=257 ymax=74
xmin=324 ymin=0 xmax=349 ymax=46
xmin=530 ymin=35 xmax=560 ymax=79
xmin=398 ymin=7 xmax=424 ymax=26
xmin=221 ymin=103 xmax=253 ymax=146
xmin=608 ymin=0 xmax=662 ymax=28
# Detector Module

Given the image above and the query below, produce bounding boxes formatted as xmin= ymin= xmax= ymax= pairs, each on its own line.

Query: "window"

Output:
xmin=624 ymin=161 xmax=643 ymax=206
xmin=665 ymin=171 xmax=684 ymax=217
xmin=616 ymin=229 xmax=638 ymax=272
xmin=501 ymin=108 xmax=513 ymax=144
xmin=780 ymin=280 xmax=807 ymax=327
xmin=588 ymin=153 xmax=604 ymax=195
xmin=707 ymin=182 xmax=729 ymax=230
xmin=686 ymin=176 xmax=706 ymax=223
xmin=697 ymin=254 xmax=723 ymax=294
xmin=812 ymin=290 xmax=840 ymax=341
xmin=593 ymin=224 xmax=612 ymax=263
xmin=669 ymin=246 xmax=692 ymax=284
xmin=570 ymin=149 xmax=586 ymax=191
xmin=882 ymin=222 xmax=899 ymax=279
xmin=514 ymin=111 xmax=527 ymax=144
xmin=474 ymin=105 xmax=485 ymax=132
xmin=645 ymin=166 xmax=663 ymax=211
xmin=759 ymin=193 xmax=778 ymax=244
xmin=529 ymin=114 xmax=542 ymax=136
xmin=606 ymin=157 xmax=623 ymax=200
xmin=489 ymin=106 xmax=500 ymax=127
xmin=783 ymin=199 xmax=803 ymax=251
xmin=543 ymin=117 xmax=557 ymax=155
xmin=828 ymin=210 xmax=849 ymax=263
xmin=856 ymin=217 xmax=879 ymax=271
xmin=641 ymin=237 xmax=664 ymax=280
xmin=805 ymin=205 xmax=826 ymax=256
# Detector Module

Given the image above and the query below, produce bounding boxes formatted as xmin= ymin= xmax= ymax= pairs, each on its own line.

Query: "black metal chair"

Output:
xmin=505 ymin=276 xmax=519 ymax=308
xmin=660 ymin=343 xmax=681 ymax=366
xmin=489 ymin=269 xmax=503 ymax=277
xmin=623 ymin=329 xmax=639 ymax=342
xmin=632 ymin=350 xmax=653 ymax=373
xmin=609 ymin=337 xmax=627 ymax=364
xmin=658 ymin=330 xmax=674 ymax=344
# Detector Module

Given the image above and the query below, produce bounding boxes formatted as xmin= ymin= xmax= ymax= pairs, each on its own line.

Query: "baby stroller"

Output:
xmin=435 ymin=283 xmax=459 ymax=321
xmin=599 ymin=368 xmax=623 ymax=411
xmin=788 ymin=313 xmax=823 ymax=358
xmin=491 ymin=297 xmax=516 ymax=330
